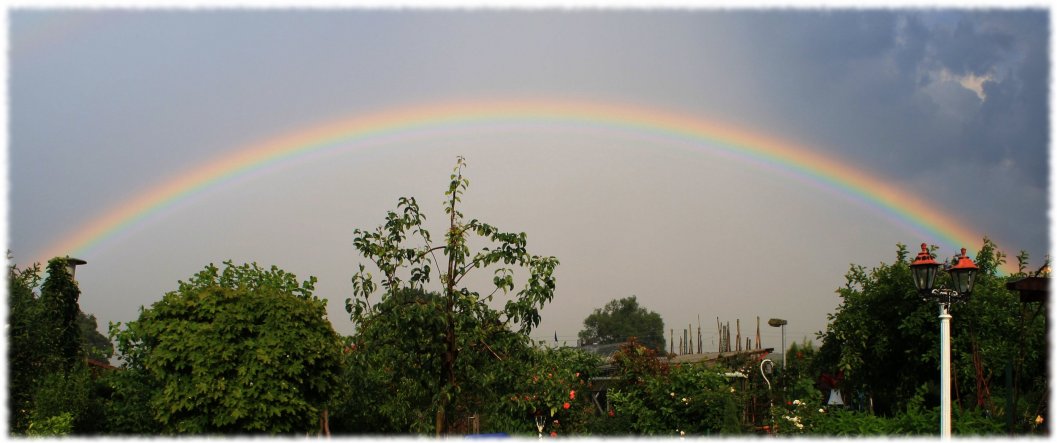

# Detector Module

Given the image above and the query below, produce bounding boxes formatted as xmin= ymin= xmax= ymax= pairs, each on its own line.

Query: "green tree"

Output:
xmin=333 ymin=288 xmax=602 ymax=435
xmin=346 ymin=157 xmax=559 ymax=435
xmin=578 ymin=296 xmax=666 ymax=352
xmin=8 ymin=256 xmax=105 ymax=435
xmin=39 ymin=257 xmax=84 ymax=369
xmin=815 ymin=238 xmax=1047 ymax=426
xmin=109 ymin=261 xmax=344 ymax=434
xmin=605 ymin=339 xmax=742 ymax=435
xmin=8 ymin=259 xmax=46 ymax=433
xmin=77 ymin=312 xmax=114 ymax=361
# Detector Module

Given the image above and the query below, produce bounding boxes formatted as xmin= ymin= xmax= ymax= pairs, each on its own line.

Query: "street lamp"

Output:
xmin=909 ymin=243 xmax=978 ymax=439
xmin=767 ymin=318 xmax=787 ymax=370
xmin=65 ymin=257 xmax=87 ymax=281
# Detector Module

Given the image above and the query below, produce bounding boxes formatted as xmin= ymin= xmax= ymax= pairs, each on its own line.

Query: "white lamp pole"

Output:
xmin=939 ymin=303 xmax=952 ymax=438
xmin=910 ymin=243 xmax=978 ymax=440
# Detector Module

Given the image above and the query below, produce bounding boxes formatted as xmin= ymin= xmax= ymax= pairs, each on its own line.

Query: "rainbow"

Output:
xmin=33 ymin=99 xmax=1012 ymax=273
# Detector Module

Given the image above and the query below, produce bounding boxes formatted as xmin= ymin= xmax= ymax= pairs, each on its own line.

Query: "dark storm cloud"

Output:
xmin=727 ymin=10 xmax=1047 ymax=189
xmin=931 ymin=13 xmax=1016 ymax=77
xmin=698 ymin=9 xmax=1048 ymax=255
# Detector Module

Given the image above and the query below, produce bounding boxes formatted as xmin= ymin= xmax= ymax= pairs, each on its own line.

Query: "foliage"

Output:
xmin=772 ymin=385 xmax=1006 ymax=436
xmin=25 ymin=412 xmax=74 ymax=437
xmin=333 ymin=306 xmax=601 ymax=435
xmin=8 ymin=256 xmax=107 ymax=435
xmin=8 ymin=259 xmax=47 ymax=433
xmin=28 ymin=365 xmax=93 ymax=433
xmin=492 ymin=346 xmax=603 ymax=436
xmin=603 ymin=340 xmax=743 ymax=435
xmin=345 ymin=157 xmax=559 ymax=435
xmin=99 ymin=352 xmax=158 ymax=434
xmin=109 ymin=261 xmax=344 ymax=434
xmin=578 ymin=295 xmax=666 ymax=352
xmin=335 ymin=287 xmax=525 ymax=433
xmin=782 ymin=339 xmax=820 ymax=403
xmin=40 ymin=257 xmax=84 ymax=369
xmin=78 ymin=312 xmax=114 ymax=361
xmin=815 ymin=238 xmax=1047 ymax=421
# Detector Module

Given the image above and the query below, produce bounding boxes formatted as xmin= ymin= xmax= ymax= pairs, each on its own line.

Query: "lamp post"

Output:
xmin=909 ymin=243 xmax=978 ymax=439
xmin=768 ymin=318 xmax=787 ymax=370
xmin=65 ymin=257 xmax=87 ymax=281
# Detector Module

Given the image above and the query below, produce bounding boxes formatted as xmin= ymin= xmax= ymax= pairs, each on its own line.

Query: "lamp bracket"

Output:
xmin=923 ymin=286 xmax=968 ymax=306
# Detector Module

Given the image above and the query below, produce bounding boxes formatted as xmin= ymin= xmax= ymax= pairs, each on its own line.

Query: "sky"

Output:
xmin=7 ymin=6 xmax=1050 ymax=351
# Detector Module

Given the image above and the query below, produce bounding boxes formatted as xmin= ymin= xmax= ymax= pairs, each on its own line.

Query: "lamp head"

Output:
xmin=909 ymin=243 xmax=940 ymax=293
xmin=948 ymin=248 xmax=979 ymax=295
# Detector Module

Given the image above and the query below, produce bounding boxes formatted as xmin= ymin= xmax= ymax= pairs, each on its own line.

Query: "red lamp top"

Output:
xmin=949 ymin=248 xmax=979 ymax=272
xmin=910 ymin=243 xmax=939 ymax=268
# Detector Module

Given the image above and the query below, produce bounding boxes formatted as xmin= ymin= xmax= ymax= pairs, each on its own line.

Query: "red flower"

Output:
xmin=550 ymin=432 xmax=557 ymax=437
xmin=563 ymin=402 xmax=570 ymax=409
xmin=569 ymin=390 xmax=576 ymax=400
xmin=608 ymin=410 xmax=615 ymax=417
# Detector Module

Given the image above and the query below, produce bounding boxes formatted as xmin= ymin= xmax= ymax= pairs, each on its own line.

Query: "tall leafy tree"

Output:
xmin=8 ymin=259 xmax=45 ymax=433
xmin=815 ymin=238 xmax=1046 ymax=423
xmin=8 ymin=256 xmax=102 ymax=435
xmin=347 ymin=157 xmax=559 ymax=435
xmin=578 ymin=296 xmax=666 ymax=353
xmin=109 ymin=261 xmax=344 ymax=434
xmin=334 ymin=287 xmax=554 ymax=434
xmin=39 ymin=257 xmax=83 ymax=370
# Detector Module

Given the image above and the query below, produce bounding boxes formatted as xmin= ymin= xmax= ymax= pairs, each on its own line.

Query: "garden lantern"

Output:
xmin=909 ymin=242 xmax=979 ymax=440
xmin=948 ymin=248 xmax=979 ymax=295
xmin=909 ymin=243 xmax=940 ymax=294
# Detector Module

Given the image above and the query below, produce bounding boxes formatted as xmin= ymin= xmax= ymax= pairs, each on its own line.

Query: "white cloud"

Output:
xmin=936 ymin=67 xmax=992 ymax=101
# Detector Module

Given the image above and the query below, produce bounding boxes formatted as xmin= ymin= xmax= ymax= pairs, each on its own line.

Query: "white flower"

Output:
xmin=819 ymin=408 xmax=825 ymax=414
xmin=792 ymin=399 xmax=801 ymax=405
xmin=730 ymin=387 xmax=735 ymax=393
xmin=670 ymin=392 xmax=675 ymax=397
xmin=795 ymin=423 xmax=804 ymax=430
xmin=682 ymin=397 xmax=687 ymax=402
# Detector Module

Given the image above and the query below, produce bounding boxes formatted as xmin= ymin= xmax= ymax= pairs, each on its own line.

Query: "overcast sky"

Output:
xmin=8 ymin=7 xmax=1049 ymax=349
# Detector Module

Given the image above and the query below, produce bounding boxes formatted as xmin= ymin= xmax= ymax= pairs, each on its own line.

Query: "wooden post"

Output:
xmin=736 ymin=319 xmax=742 ymax=352
xmin=756 ymin=316 xmax=762 ymax=350
xmin=697 ymin=315 xmax=702 ymax=354
xmin=688 ymin=323 xmax=692 ymax=354
xmin=718 ymin=319 xmax=727 ymax=353
xmin=725 ymin=322 xmax=731 ymax=352
xmin=670 ymin=329 xmax=674 ymax=355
